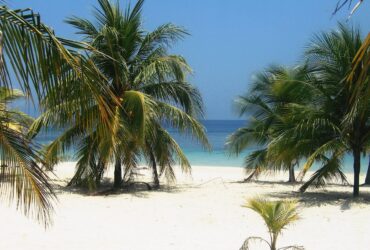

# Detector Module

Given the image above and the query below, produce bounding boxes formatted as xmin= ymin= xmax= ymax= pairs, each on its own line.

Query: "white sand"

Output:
xmin=0 ymin=162 xmax=370 ymax=250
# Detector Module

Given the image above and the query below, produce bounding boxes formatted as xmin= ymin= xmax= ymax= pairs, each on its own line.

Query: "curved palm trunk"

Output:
xmin=113 ymin=157 xmax=122 ymax=189
xmin=149 ymin=150 xmax=160 ymax=189
xmin=244 ymin=170 xmax=257 ymax=182
xmin=353 ymin=147 xmax=361 ymax=197
xmin=364 ymin=155 xmax=370 ymax=185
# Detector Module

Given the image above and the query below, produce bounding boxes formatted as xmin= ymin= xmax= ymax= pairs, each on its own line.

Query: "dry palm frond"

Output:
xmin=333 ymin=0 xmax=364 ymax=17
xmin=0 ymin=87 xmax=55 ymax=227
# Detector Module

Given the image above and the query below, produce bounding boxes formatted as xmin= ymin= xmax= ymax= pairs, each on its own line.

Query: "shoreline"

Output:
xmin=53 ymin=161 xmax=369 ymax=186
xmin=53 ymin=155 xmax=370 ymax=174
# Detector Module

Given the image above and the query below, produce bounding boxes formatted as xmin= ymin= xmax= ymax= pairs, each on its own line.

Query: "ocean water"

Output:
xmin=168 ymin=120 xmax=248 ymax=166
xmin=35 ymin=120 xmax=368 ymax=173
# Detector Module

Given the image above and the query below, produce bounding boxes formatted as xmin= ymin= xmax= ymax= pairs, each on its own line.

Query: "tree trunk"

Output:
xmin=95 ymin=159 xmax=105 ymax=187
xmin=113 ymin=157 xmax=122 ymax=189
xmin=0 ymin=31 xmax=3 ymax=70
xmin=149 ymin=150 xmax=160 ymax=189
xmin=288 ymin=164 xmax=296 ymax=183
xmin=353 ymin=148 xmax=361 ymax=197
xmin=271 ymin=235 xmax=277 ymax=250
xmin=364 ymin=155 xmax=370 ymax=185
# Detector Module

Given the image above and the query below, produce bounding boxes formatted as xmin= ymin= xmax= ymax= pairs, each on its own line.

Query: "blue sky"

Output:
xmin=8 ymin=0 xmax=370 ymax=119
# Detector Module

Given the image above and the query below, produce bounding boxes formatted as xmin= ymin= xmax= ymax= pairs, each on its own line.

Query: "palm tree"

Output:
xmin=240 ymin=198 xmax=301 ymax=250
xmin=347 ymin=33 xmax=370 ymax=185
xmin=270 ymin=24 xmax=369 ymax=196
xmin=0 ymin=87 xmax=55 ymax=226
xmin=227 ymin=65 xmax=314 ymax=183
xmin=32 ymin=0 xmax=209 ymax=190
xmin=0 ymin=5 xmax=115 ymax=113
xmin=230 ymin=24 xmax=369 ymax=197
xmin=296 ymin=23 xmax=369 ymax=197
xmin=0 ymin=4 xmax=115 ymax=225
xmin=143 ymin=122 xmax=194 ymax=189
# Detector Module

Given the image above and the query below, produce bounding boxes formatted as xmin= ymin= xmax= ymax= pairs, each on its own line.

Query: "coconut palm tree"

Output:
xmin=230 ymin=24 xmax=369 ymax=197
xmin=32 ymin=0 xmax=209 ymax=190
xmin=240 ymin=198 xmax=301 ymax=250
xmin=0 ymin=87 xmax=55 ymax=226
xmin=0 ymin=5 xmax=115 ymax=114
xmin=227 ymin=65 xmax=314 ymax=183
xmin=296 ymin=23 xmax=369 ymax=197
xmin=271 ymin=24 xmax=369 ymax=196
xmin=0 ymin=4 xmax=117 ymax=225
xmin=347 ymin=33 xmax=370 ymax=185
xmin=259 ymin=24 xmax=369 ymax=197
xmin=143 ymin=121 xmax=194 ymax=189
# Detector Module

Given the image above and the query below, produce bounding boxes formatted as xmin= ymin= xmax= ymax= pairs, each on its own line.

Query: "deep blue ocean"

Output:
xmin=35 ymin=120 xmax=368 ymax=173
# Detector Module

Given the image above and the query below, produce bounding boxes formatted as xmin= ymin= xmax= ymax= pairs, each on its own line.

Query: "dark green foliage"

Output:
xmin=33 ymin=0 xmax=210 ymax=190
xmin=228 ymin=24 xmax=370 ymax=197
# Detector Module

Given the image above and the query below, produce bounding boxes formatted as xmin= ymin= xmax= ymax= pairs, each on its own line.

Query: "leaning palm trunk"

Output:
xmin=148 ymin=150 xmax=160 ymax=189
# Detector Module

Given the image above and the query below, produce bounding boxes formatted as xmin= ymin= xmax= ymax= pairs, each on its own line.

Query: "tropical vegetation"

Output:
xmin=0 ymin=87 xmax=55 ymax=226
xmin=228 ymin=23 xmax=370 ymax=197
xmin=0 ymin=0 xmax=367 ymax=228
xmin=227 ymin=64 xmax=313 ymax=183
xmin=30 ymin=0 xmax=209 ymax=190
xmin=0 ymin=0 xmax=208 ymax=226
xmin=0 ymin=5 xmax=110 ymax=225
xmin=240 ymin=198 xmax=302 ymax=250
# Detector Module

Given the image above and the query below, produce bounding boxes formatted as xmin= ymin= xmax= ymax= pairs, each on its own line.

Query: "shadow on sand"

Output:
xmin=50 ymin=174 xmax=370 ymax=209
xmin=265 ymin=190 xmax=370 ymax=210
xmin=231 ymin=179 xmax=370 ymax=210
xmin=261 ymin=184 xmax=370 ymax=210
xmin=51 ymin=177 xmax=192 ymax=199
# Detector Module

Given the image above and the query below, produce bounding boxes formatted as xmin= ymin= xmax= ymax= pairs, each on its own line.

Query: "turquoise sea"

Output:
xmin=35 ymin=120 xmax=368 ymax=173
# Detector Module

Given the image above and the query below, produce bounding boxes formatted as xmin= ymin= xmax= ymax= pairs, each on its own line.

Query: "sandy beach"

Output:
xmin=0 ymin=162 xmax=369 ymax=250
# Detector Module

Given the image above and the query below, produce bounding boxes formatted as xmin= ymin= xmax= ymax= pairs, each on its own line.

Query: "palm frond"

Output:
xmin=0 ymin=87 xmax=55 ymax=226
xmin=300 ymin=153 xmax=348 ymax=192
